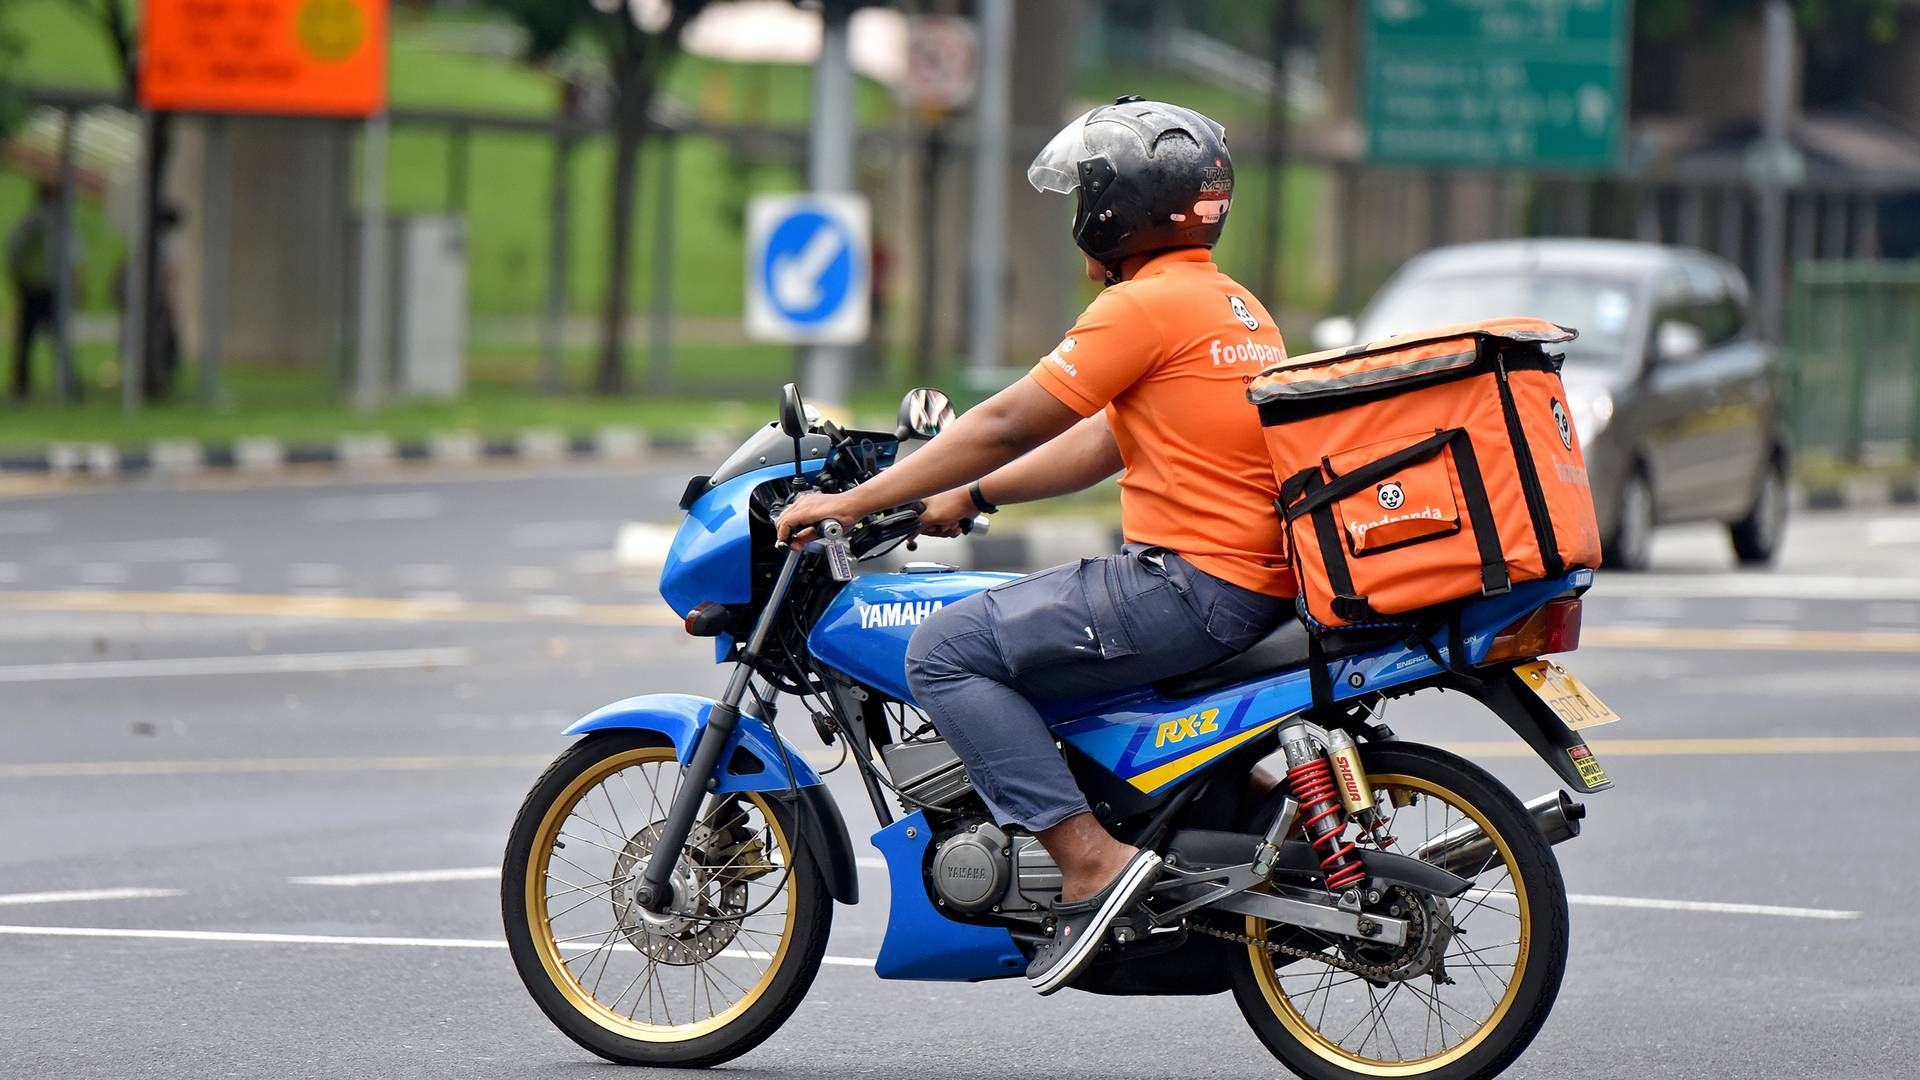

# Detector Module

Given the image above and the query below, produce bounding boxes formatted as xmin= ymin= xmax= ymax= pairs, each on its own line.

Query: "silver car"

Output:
xmin=1312 ymin=239 xmax=1791 ymax=570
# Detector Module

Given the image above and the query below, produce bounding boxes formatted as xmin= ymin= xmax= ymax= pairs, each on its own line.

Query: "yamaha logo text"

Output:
xmin=859 ymin=600 xmax=946 ymax=629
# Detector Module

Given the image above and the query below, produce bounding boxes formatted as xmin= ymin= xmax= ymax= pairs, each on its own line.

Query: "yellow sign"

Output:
xmin=139 ymin=0 xmax=388 ymax=117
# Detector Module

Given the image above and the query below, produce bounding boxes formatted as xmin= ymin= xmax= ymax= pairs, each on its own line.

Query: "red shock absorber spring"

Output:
xmin=1287 ymin=757 xmax=1368 ymax=891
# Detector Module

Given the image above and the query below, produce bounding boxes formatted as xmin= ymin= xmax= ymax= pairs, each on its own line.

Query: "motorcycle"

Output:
xmin=503 ymin=383 xmax=1619 ymax=1080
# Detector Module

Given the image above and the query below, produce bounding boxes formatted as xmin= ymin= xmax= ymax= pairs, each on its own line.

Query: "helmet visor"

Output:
xmin=1026 ymin=108 xmax=1097 ymax=195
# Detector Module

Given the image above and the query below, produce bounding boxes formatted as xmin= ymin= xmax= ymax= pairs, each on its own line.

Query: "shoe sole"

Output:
xmin=1029 ymin=851 xmax=1163 ymax=996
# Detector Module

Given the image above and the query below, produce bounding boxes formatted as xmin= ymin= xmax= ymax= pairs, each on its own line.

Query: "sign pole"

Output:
xmin=200 ymin=115 xmax=231 ymax=408
xmin=51 ymin=109 xmax=79 ymax=404
xmin=802 ymin=0 xmax=856 ymax=412
xmin=354 ymin=111 xmax=389 ymax=414
xmin=122 ymin=110 xmax=155 ymax=416
xmin=1755 ymin=0 xmax=1795 ymax=344
xmin=966 ymin=0 xmax=1011 ymax=389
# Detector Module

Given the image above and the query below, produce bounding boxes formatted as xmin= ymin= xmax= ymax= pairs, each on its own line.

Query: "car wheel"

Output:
xmin=1604 ymin=468 xmax=1653 ymax=572
xmin=1730 ymin=455 xmax=1788 ymax=566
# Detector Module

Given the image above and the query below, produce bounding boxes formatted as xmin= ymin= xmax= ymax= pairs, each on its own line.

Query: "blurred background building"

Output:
xmin=1 ymin=0 xmax=1917 ymax=476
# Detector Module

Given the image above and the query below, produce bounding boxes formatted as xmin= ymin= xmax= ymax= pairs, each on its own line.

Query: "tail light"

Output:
xmin=1481 ymin=597 xmax=1582 ymax=665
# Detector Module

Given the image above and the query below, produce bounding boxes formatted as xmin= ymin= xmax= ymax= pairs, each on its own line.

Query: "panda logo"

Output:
xmin=1551 ymin=398 xmax=1573 ymax=450
xmin=1377 ymin=482 xmax=1405 ymax=510
xmin=1229 ymin=295 xmax=1260 ymax=331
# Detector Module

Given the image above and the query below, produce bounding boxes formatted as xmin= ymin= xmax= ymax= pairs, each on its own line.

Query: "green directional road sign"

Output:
xmin=1364 ymin=0 xmax=1631 ymax=171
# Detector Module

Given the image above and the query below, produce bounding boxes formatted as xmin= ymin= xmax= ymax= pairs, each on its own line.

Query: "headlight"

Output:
xmin=1568 ymin=388 xmax=1614 ymax=441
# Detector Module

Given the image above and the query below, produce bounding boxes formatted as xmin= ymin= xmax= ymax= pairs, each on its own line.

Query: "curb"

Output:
xmin=0 ymin=427 xmax=701 ymax=482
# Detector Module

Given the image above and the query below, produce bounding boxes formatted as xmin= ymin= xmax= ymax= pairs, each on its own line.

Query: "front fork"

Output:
xmin=633 ymin=539 xmax=814 ymax=913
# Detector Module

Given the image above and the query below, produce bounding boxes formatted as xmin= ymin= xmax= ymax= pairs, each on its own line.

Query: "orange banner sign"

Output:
xmin=139 ymin=0 xmax=389 ymax=117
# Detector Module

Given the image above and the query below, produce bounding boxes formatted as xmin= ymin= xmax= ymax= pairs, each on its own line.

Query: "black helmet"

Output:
xmin=1027 ymin=96 xmax=1233 ymax=280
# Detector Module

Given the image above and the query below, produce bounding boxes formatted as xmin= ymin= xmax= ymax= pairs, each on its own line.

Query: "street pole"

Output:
xmin=200 ymin=115 xmax=231 ymax=408
xmin=966 ymin=0 xmax=1011 ymax=390
xmin=1756 ymin=0 xmax=1795 ymax=344
xmin=52 ymin=110 xmax=78 ymax=404
xmin=542 ymin=118 xmax=574 ymax=394
xmin=1257 ymin=0 xmax=1294 ymax=308
xmin=803 ymin=0 xmax=856 ymax=411
xmin=646 ymin=133 xmax=678 ymax=394
xmin=122 ymin=110 xmax=155 ymax=416
xmin=355 ymin=112 xmax=390 ymax=414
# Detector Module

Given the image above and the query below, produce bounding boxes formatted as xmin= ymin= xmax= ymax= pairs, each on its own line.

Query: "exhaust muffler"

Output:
xmin=1408 ymin=790 xmax=1585 ymax=878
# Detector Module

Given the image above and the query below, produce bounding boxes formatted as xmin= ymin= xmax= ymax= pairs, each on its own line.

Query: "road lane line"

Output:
xmin=0 ymin=925 xmax=878 ymax=966
xmin=1583 ymin=625 xmax=1920 ymax=653
xmin=0 ymin=755 xmax=553 ymax=778
xmin=1445 ymin=736 xmax=1920 ymax=758
xmin=0 ymin=590 xmax=680 ymax=627
xmin=0 ymin=646 xmax=472 ymax=683
xmin=1595 ymin=574 xmax=1920 ymax=601
xmin=291 ymin=868 xmax=499 ymax=887
xmin=0 ymin=888 xmax=184 ymax=906
xmin=1564 ymin=893 xmax=1859 ymax=920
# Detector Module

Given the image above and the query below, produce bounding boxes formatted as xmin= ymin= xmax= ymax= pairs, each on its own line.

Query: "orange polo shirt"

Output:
xmin=1029 ymin=248 xmax=1296 ymax=597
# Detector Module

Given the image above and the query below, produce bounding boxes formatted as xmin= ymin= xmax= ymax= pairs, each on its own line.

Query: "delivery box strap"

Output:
xmin=1281 ymin=427 xmax=1512 ymax=600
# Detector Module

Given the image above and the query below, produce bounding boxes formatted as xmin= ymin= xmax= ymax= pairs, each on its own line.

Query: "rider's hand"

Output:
xmin=776 ymin=491 xmax=870 ymax=549
xmin=915 ymin=488 xmax=977 ymax=539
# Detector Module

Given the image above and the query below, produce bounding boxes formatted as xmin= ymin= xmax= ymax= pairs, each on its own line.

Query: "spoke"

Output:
xmin=556 ymin=829 xmax=638 ymax=861
xmin=1451 ymin=937 xmax=1522 ymax=962
xmin=545 ymin=871 xmax=630 ymax=898
xmin=562 ymin=928 xmax=620 ymax=969
xmin=547 ymin=886 xmax=621 ymax=922
xmin=550 ymin=849 xmax=614 ymax=888
xmin=1406 ymin=979 xmax=1487 ymax=1034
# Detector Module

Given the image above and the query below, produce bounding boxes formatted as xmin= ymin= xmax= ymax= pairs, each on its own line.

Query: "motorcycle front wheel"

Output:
xmin=1230 ymin=741 xmax=1569 ymax=1080
xmin=503 ymin=731 xmax=831 ymax=1068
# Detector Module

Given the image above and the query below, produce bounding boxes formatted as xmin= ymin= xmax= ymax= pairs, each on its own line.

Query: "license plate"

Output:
xmin=1515 ymin=660 xmax=1619 ymax=731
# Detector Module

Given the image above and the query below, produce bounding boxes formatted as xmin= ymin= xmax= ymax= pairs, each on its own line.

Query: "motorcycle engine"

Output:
xmin=930 ymin=821 xmax=1009 ymax=914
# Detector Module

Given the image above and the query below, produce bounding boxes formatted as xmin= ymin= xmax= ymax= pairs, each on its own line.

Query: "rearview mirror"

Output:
xmin=896 ymin=387 xmax=955 ymax=441
xmin=1311 ymin=315 xmax=1357 ymax=351
xmin=779 ymin=383 xmax=808 ymax=439
xmin=1655 ymin=320 xmax=1705 ymax=365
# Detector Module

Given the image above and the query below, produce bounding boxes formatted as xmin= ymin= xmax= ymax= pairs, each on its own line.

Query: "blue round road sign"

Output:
xmin=761 ymin=210 xmax=857 ymax=325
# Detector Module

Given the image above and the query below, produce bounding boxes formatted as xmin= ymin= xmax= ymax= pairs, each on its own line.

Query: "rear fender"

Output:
xmin=562 ymin=693 xmax=859 ymax=904
xmin=1466 ymin=669 xmax=1614 ymax=794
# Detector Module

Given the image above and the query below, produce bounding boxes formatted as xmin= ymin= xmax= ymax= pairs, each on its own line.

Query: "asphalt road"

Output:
xmin=2 ymin=463 xmax=1918 ymax=1079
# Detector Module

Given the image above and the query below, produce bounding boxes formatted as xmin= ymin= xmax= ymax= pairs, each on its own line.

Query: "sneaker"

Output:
xmin=1026 ymin=849 xmax=1163 ymax=996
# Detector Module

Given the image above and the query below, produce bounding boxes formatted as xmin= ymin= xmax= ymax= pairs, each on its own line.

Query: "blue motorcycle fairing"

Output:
xmin=871 ymin=811 xmax=1027 ymax=981
xmin=662 ymin=458 xmax=827 ymax=663
xmin=562 ymin=693 xmax=824 ymax=795
xmin=806 ymin=569 xmax=1020 ymax=702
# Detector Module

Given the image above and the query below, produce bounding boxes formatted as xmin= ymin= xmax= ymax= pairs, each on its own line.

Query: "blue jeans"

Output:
xmin=904 ymin=547 xmax=1292 ymax=831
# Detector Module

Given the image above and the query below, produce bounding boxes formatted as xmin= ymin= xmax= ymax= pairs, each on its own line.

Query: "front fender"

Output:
xmin=562 ymin=693 xmax=859 ymax=904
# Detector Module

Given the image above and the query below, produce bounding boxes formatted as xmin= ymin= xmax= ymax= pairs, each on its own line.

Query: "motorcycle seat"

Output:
xmin=1153 ymin=613 xmax=1403 ymax=700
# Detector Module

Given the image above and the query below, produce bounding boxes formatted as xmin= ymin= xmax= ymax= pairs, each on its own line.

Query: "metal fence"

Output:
xmin=1786 ymin=260 xmax=1920 ymax=464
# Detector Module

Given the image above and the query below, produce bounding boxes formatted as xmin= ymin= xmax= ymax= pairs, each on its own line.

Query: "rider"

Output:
xmin=776 ymin=98 xmax=1295 ymax=994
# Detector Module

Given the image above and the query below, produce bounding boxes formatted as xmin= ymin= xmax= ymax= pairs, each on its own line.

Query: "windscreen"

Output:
xmin=1359 ymin=273 xmax=1640 ymax=364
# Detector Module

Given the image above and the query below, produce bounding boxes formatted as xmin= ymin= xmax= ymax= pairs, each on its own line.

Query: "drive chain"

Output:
xmin=1189 ymin=885 xmax=1429 ymax=982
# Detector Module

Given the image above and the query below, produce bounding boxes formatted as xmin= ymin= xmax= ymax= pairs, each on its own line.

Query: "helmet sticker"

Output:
xmin=1229 ymin=296 xmax=1259 ymax=331
xmin=1194 ymin=198 xmax=1230 ymax=224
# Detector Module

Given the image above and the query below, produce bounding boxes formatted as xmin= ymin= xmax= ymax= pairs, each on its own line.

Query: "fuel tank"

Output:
xmin=806 ymin=568 xmax=1015 ymax=702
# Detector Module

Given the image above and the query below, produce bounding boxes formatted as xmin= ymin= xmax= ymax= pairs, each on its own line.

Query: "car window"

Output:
xmin=1357 ymin=271 xmax=1642 ymax=364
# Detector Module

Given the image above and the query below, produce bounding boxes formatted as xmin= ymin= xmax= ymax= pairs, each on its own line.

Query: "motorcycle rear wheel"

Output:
xmin=1229 ymin=741 xmax=1568 ymax=1080
xmin=503 ymin=732 xmax=831 ymax=1068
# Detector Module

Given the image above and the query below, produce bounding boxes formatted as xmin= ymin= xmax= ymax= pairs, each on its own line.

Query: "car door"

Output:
xmin=1637 ymin=268 xmax=1725 ymax=522
xmin=1696 ymin=263 xmax=1774 ymax=519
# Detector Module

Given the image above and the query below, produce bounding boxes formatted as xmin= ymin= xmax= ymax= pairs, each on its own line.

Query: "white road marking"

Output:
xmin=0 ymin=562 xmax=18 ymax=583
xmin=50 ymin=538 xmax=223 ymax=563
xmin=526 ymin=595 xmax=584 ymax=617
xmin=401 ymin=590 xmax=466 ymax=607
xmin=1866 ymin=517 xmax=1920 ymax=547
xmin=77 ymin=563 xmax=128 ymax=585
xmin=1463 ymin=888 xmax=1858 ymax=920
xmin=1741 ymin=598 xmax=1801 ymax=626
xmin=0 ymin=924 xmax=877 ymax=966
xmin=395 ymin=564 xmax=455 ymax=588
xmin=289 ymin=563 xmax=345 ymax=586
xmin=306 ymin=493 xmax=446 ymax=523
xmin=1597 ymin=574 xmax=1920 ymax=601
xmin=290 ymin=867 xmax=499 ymax=887
xmin=510 ymin=520 xmax=621 ymax=549
xmin=0 ymin=888 xmax=184 ymax=906
xmin=0 ymin=510 xmax=53 ymax=535
xmin=183 ymin=562 xmax=239 ymax=586
xmin=505 ymin=565 xmax=560 ymax=591
xmin=1618 ymin=596 xmax=1684 ymax=620
xmin=0 ymin=646 xmax=472 ymax=683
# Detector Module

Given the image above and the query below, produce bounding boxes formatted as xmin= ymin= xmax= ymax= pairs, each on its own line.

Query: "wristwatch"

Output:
xmin=968 ymin=480 xmax=999 ymax=515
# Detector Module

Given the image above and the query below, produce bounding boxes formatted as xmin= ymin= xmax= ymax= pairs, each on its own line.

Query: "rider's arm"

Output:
xmin=775 ymin=376 xmax=1080 ymax=544
xmin=970 ymin=412 xmax=1122 ymax=507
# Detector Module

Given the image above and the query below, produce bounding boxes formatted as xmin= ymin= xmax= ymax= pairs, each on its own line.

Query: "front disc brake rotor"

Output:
xmin=610 ymin=821 xmax=747 ymax=964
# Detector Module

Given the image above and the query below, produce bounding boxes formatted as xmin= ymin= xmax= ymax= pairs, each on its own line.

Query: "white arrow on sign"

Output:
xmin=772 ymin=223 xmax=847 ymax=313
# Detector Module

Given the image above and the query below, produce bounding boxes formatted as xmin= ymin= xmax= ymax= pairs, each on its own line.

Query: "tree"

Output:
xmin=486 ymin=0 xmax=711 ymax=395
